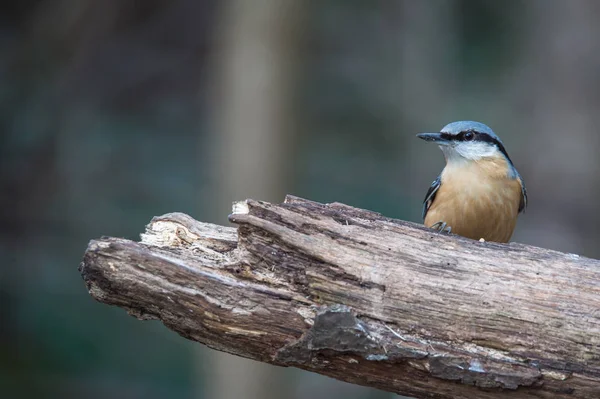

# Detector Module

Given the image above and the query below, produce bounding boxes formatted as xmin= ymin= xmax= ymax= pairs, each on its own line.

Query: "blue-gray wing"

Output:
xmin=422 ymin=175 xmax=441 ymax=220
xmin=517 ymin=175 xmax=527 ymax=213
xmin=508 ymin=163 xmax=527 ymax=213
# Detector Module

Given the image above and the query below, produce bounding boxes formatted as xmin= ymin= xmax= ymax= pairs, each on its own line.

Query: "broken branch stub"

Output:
xmin=80 ymin=195 xmax=600 ymax=399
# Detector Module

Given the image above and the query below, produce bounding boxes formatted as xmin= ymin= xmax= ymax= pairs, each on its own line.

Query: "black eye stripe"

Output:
xmin=453 ymin=130 xmax=488 ymax=142
xmin=440 ymin=129 xmax=513 ymax=163
xmin=461 ymin=130 xmax=512 ymax=163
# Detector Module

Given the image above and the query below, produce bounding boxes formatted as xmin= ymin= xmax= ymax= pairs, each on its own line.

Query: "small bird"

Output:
xmin=417 ymin=121 xmax=527 ymax=243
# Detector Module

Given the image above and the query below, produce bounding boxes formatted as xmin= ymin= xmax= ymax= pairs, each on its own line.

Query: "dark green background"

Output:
xmin=2 ymin=1 xmax=599 ymax=398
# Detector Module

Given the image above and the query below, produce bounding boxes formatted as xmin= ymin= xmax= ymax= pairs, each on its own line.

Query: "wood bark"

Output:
xmin=79 ymin=195 xmax=600 ymax=399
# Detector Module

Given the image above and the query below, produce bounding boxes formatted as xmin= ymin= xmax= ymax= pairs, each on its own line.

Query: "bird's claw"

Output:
xmin=430 ymin=221 xmax=452 ymax=234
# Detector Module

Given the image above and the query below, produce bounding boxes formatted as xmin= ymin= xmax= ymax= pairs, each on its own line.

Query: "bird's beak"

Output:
xmin=416 ymin=132 xmax=451 ymax=146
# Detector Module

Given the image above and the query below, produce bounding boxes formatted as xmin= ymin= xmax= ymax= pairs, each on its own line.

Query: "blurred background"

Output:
xmin=2 ymin=0 xmax=600 ymax=398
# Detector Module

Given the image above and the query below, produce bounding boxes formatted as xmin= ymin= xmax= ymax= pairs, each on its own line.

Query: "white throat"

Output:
xmin=440 ymin=142 xmax=498 ymax=163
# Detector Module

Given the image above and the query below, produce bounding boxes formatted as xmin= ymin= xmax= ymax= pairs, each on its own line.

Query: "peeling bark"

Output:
xmin=80 ymin=195 xmax=600 ymax=399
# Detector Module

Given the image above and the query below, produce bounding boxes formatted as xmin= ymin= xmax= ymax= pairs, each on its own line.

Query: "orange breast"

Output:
xmin=424 ymin=159 xmax=523 ymax=243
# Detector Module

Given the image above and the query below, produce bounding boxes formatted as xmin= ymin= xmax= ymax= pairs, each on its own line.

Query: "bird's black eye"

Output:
xmin=463 ymin=131 xmax=475 ymax=141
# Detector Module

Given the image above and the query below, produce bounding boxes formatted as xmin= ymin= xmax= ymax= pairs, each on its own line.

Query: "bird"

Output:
xmin=417 ymin=121 xmax=527 ymax=243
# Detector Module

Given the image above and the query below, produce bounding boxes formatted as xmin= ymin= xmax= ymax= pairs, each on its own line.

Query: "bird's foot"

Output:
xmin=430 ymin=221 xmax=452 ymax=234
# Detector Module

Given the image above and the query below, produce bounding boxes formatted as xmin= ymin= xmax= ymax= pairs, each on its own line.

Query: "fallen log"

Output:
xmin=79 ymin=195 xmax=600 ymax=398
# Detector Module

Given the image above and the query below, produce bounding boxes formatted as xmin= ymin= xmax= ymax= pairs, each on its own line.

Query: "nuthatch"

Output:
xmin=417 ymin=121 xmax=527 ymax=243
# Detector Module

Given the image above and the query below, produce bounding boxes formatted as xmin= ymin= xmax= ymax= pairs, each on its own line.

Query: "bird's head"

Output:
xmin=417 ymin=121 xmax=512 ymax=165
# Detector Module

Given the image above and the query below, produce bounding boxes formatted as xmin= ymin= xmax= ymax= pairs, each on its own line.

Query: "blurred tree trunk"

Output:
xmin=200 ymin=0 xmax=304 ymax=398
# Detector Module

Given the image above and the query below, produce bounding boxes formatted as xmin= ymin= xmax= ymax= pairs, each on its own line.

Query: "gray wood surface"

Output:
xmin=80 ymin=195 xmax=600 ymax=398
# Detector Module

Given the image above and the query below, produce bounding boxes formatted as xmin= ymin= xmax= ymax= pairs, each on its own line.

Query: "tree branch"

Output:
xmin=79 ymin=195 xmax=600 ymax=399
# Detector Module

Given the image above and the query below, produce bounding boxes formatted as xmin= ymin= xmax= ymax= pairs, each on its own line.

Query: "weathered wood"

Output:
xmin=79 ymin=195 xmax=600 ymax=399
